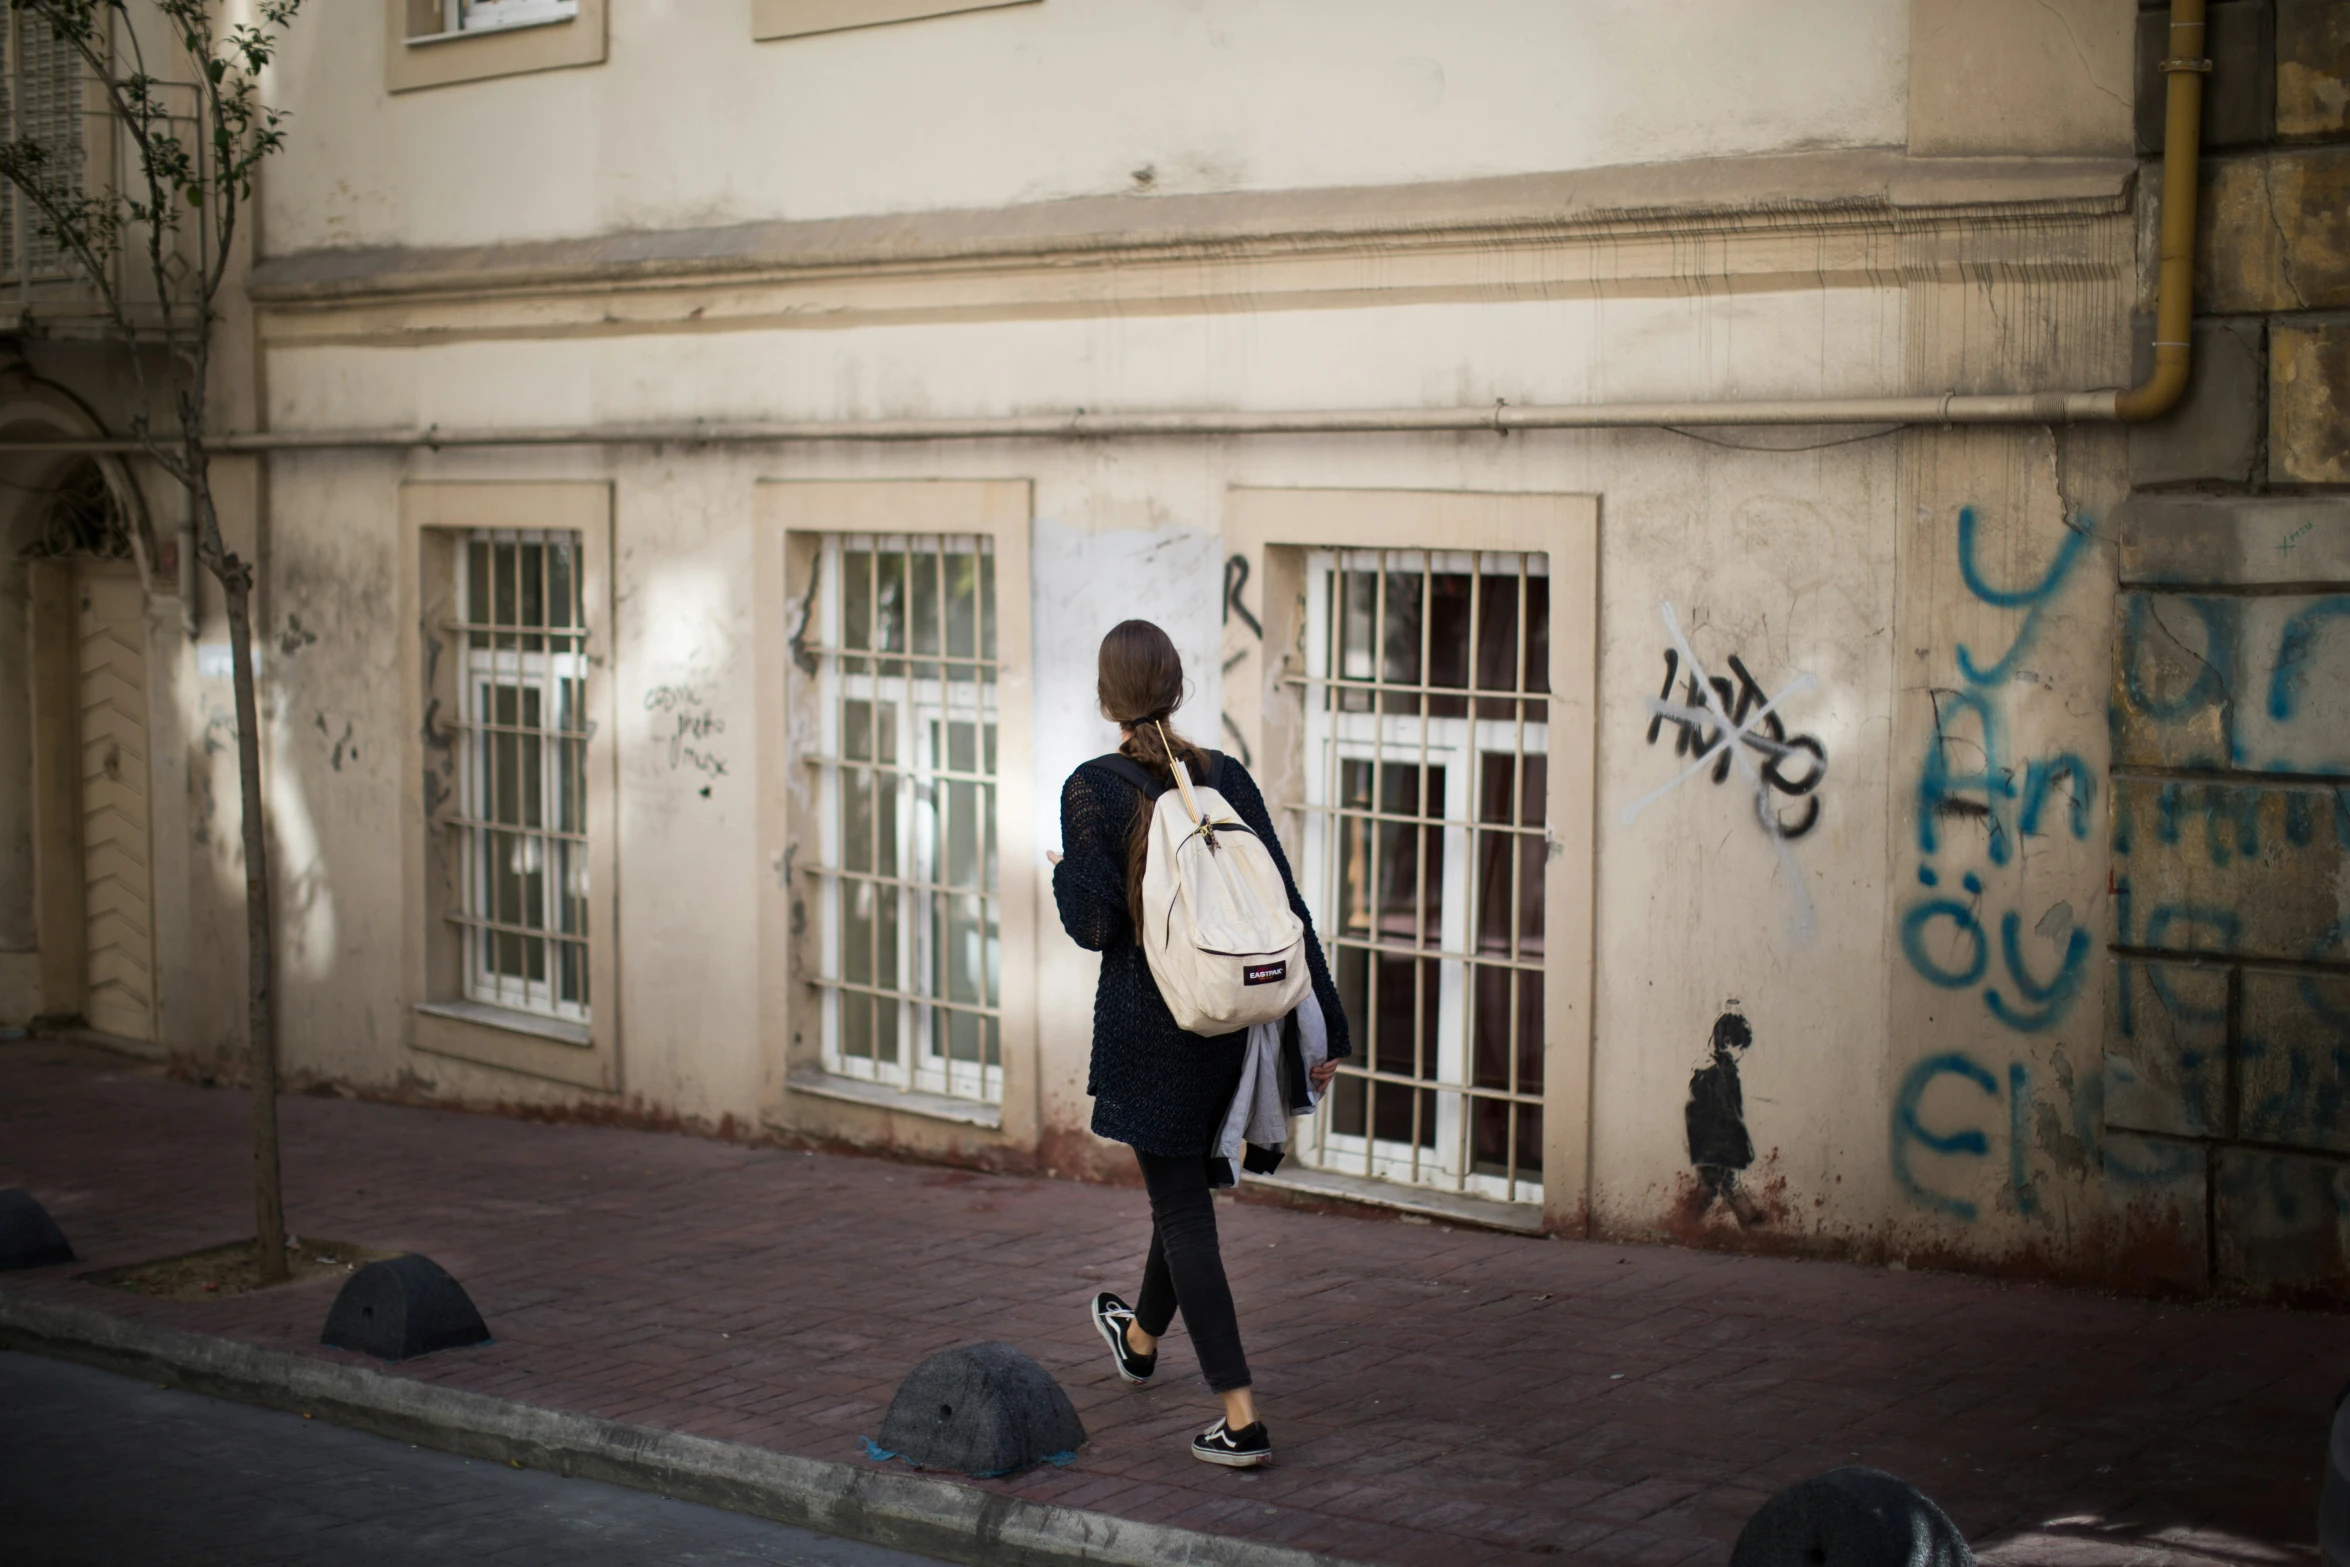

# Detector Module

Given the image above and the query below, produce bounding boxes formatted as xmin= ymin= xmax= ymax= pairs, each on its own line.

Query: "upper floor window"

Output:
xmin=754 ymin=1 xmax=1038 ymax=44
xmin=0 ymin=18 xmax=91 ymax=285
xmin=388 ymin=0 xmax=604 ymax=94
xmin=414 ymin=0 xmax=578 ymax=40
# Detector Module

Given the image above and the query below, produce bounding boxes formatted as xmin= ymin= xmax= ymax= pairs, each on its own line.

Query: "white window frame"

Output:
xmin=399 ymin=483 xmax=618 ymax=1094
xmin=1300 ymin=549 xmax=1550 ymax=1206
xmin=810 ymin=531 xmax=1004 ymax=1105
xmin=452 ymin=528 xmax=591 ymax=1025
xmin=756 ymin=481 xmax=1038 ymax=1146
xmin=413 ymin=0 xmax=578 ymax=42
xmin=1218 ymin=488 xmax=1597 ymax=1233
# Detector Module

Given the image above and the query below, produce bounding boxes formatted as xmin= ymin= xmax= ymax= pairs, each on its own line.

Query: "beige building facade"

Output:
xmin=4 ymin=0 xmax=2345 ymax=1299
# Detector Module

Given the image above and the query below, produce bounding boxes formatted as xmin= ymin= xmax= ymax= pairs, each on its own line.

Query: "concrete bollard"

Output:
xmin=1732 ymin=1465 xmax=1973 ymax=1567
xmin=320 ymin=1254 xmax=491 ymax=1361
xmin=876 ymin=1342 xmax=1085 ymax=1477
xmin=0 ymin=1188 xmax=75 ymax=1271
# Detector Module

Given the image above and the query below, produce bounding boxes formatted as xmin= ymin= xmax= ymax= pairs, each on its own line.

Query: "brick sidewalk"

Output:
xmin=0 ymin=1041 xmax=2333 ymax=1567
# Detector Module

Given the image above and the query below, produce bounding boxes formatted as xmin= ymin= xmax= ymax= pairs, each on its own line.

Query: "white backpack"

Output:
xmin=1100 ymin=733 xmax=1310 ymax=1037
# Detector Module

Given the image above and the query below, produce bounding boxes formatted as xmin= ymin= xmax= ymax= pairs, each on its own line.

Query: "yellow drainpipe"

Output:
xmin=2116 ymin=0 xmax=2210 ymax=422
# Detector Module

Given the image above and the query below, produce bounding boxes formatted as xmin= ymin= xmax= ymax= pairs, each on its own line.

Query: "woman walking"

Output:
xmin=1051 ymin=619 xmax=1350 ymax=1468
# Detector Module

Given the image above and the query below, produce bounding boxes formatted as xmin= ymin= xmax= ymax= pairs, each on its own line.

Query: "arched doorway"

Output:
xmin=3 ymin=451 xmax=158 ymax=1041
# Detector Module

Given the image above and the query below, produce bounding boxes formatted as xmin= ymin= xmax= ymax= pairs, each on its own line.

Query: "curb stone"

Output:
xmin=0 ymin=1291 xmax=1368 ymax=1567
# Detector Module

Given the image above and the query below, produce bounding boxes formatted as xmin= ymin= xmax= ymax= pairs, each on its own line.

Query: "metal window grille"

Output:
xmin=449 ymin=531 xmax=590 ymax=1022
xmin=0 ymin=19 xmax=85 ymax=283
xmin=1295 ymin=549 xmax=1549 ymax=1205
xmin=805 ymin=533 xmax=1002 ymax=1105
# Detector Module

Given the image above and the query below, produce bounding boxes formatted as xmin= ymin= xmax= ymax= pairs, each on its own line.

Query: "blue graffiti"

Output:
xmin=1985 ymin=911 xmax=2090 ymax=1033
xmin=2267 ymin=595 xmax=2350 ymax=722
xmin=2115 ymin=779 xmax=2350 ymax=865
xmin=1901 ymin=890 xmax=1990 ymax=989
xmin=2115 ymin=876 xmax=2137 ymax=1038
xmin=1917 ymin=687 xmax=2014 ymax=864
xmin=2155 ymin=782 xmax=2264 ymax=865
xmin=1893 ymin=1047 xmax=2150 ymax=1218
xmin=2241 ymin=1036 xmax=2350 ymax=1149
xmin=1904 ymin=507 xmax=2102 ymax=1032
xmin=2111 ymin=952 xmax=2224 ymax=1129
xmin=2137 ymin=904 xmax=2239 ymax=1027
xmin=1891 ymin=1053 xmax=2000 ymax=1221
xmin=1954 ymin=505 xmax=2093 ymax=685
xmin=1901 ymin=870 xmax=2090 ymax=1032
xmin=2120 ymin=587 xmax=2350 ymax=773
xmin=2007 ymin=1062 xmax=2038 ymax=1217
xmin=2103 ymin=1131 xmax=2202 ymax=1186
xmin=2144 ymin=903 xmax=2242 ymax=955
xmin=2019 ymin=754 xmax=2094 ymax=840
xmin=2117 ymin=594 xmax=2242 ymax=768
xmin=2304 ymin=918 xmax=2350 ymax=1027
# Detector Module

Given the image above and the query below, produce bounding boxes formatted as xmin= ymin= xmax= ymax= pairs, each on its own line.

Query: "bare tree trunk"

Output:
xmin=219 ymin=541 xmax=285 ymax=1283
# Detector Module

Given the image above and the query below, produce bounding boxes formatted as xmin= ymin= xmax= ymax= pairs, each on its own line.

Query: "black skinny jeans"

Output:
xmin=1132 ymin=1150 xmax=1251 ymax=1393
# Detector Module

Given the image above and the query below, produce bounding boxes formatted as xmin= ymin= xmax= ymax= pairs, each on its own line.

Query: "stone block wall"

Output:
xmin=2114 ymin=0 xmax=2350 ymax=1299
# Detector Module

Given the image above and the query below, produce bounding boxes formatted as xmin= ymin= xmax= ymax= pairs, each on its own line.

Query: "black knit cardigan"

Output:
xmin=1052 ymin=752 xmax=1351 ymax=1158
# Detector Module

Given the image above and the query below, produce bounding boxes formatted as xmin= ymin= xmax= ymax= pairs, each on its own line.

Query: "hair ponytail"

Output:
xmin=1096 ymin=620 xmax=1214 ymax=931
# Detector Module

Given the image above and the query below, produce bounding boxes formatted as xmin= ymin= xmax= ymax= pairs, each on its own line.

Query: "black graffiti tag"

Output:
xmin=1644 ymin=649 xmax=1826 ymax=839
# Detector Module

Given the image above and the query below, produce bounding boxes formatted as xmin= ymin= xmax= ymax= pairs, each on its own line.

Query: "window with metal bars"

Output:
xmin=450 ymin=531 xmax=590 ymax=1022
xmin=0 ymin=19 xmax=85 ymax=283
xmin=1297 ymin=549 xmax=1549 ymax=1205
xmin=805 ymin=533 xmax=1002 ymax=1104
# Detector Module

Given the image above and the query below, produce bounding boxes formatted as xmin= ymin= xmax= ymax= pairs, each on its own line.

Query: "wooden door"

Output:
xmin=75 ymin=564 xmax=153 ymax=1041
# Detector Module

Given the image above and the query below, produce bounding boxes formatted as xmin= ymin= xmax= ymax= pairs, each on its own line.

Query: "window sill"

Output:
xmin=785 ymin=1067 xmax=1002 ymax=1130
xmin=415 ymin=998 xmax=590 ymax=1049
xmin=407 ymin=17 xmax=574 ymax=46
xmin=1249 ymin=1165 xmax=1547 ymax=1235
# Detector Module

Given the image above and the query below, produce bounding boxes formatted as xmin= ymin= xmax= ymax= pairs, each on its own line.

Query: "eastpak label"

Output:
xmin=1242 ymin=962 xmax=1287 ymax=986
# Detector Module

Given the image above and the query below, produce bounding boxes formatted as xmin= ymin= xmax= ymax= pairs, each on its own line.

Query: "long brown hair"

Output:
xmin=1097 ymin=619 xmax=1213 ymax=931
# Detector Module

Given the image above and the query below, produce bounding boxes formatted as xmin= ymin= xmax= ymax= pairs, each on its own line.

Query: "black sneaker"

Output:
xmin=1090 ymin=1291 xmax=1155 ymax=1384
xmin=1191 ymin=1418 xmax=1272 ymax=1468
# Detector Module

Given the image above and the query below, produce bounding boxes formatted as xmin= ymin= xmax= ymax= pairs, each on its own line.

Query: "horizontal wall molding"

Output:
xmin=0 ymin=389 xmax=2139 ymax=456
xmin=247 ymin=149 xmax=2136 ymax=349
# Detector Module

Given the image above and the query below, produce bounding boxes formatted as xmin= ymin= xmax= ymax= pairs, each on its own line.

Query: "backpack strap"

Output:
xmin=1087 ymin=748 xmax=1228 ymax=800
xmin=1086 ymin=753 xmax=1164 ymax=798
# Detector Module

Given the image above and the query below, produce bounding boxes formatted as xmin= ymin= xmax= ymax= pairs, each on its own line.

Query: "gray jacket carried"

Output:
xmin=1209 ymin=988 xmax=1330 ymax=1188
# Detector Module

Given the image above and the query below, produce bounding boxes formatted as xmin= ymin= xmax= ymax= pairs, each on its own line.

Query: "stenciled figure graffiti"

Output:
xmin=1684 ymin=1011 xmax=1764 ymax=1227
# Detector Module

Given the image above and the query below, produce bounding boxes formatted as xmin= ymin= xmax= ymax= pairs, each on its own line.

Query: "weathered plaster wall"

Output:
xmin=2098 ymin=0 xmax=2350 ymax=1300
xmin=1881 ymin=429 xmax=2128 ymax=1274
xmin=243 ymin=246 xmax=2130 ymax=1273
xmin=266 ymin=0 xmax=1912 ymax=250
xmin=80 ymin=0 xmax=2255 ymax=1291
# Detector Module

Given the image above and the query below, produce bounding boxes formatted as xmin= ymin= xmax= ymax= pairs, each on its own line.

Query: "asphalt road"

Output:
xmin=0 ymin=1350 xmax=956 ymax=1567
